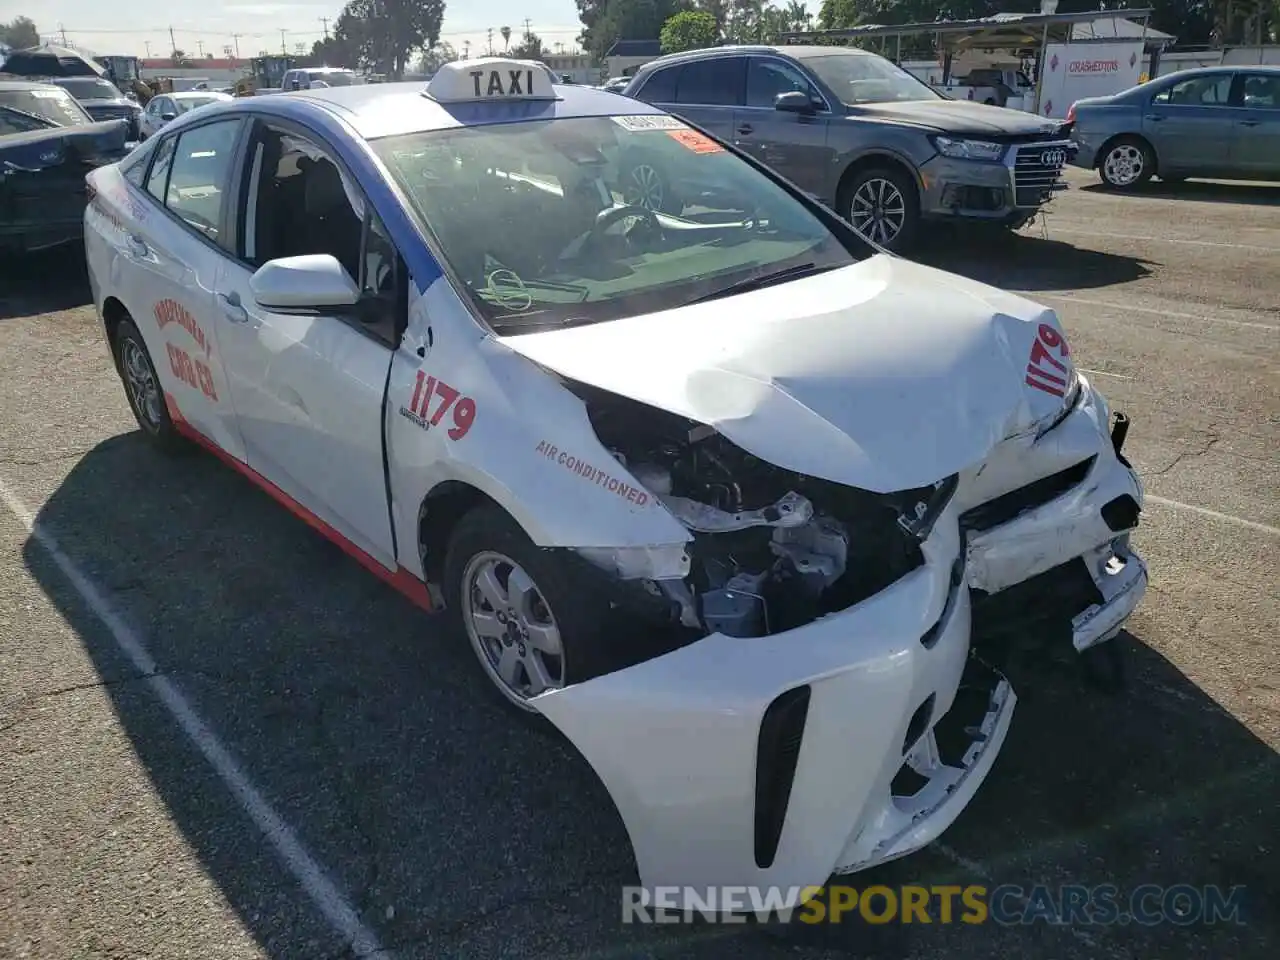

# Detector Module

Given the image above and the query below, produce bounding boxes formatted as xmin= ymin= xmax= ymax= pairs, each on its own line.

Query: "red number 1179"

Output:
xmin=410 ymin=370 xmax=477 ymax=440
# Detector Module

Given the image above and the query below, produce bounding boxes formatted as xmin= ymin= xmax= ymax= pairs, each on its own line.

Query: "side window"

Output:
xmin=146 ymin=134 xmax=176 ymax=203
xmin=675 ymin=57 xmax=746 ymax=107
xmin=163 ymin=119 xmax=242 ymax=240
xmin=746 ymin=59 xmax=823 ymax=109
xmin=636 ymin=66 xmax=678 ymax=103
xmin=121 ymin=144 xmax=152 ymax=187
xmin=1153 ymin=74 xmax=1232 ymax=106
xmin=1239 ymin=73 xmax=1280 ymax=109
xmin=241 ymin=126 xmax=403 ymax=345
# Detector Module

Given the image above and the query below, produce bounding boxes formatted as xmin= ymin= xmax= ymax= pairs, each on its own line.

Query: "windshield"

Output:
xmin=311 ymin=71 xmax=358 ymax=86
xmin=0 ymin=87 xmax=92 ymax=126
xmin=374 ymin=116 xmax=869 ymax=333
xmin=800 ymin=52 xmax=941 ymax=105
xmin=55 ymin=77 xmax=123 ymax=101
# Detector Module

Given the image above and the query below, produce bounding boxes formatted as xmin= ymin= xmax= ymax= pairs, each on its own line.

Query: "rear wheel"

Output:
xmin=113 ymin=318 xmax=188 ymax=455
xmin=620 ymin=156 xmax=683 ymax=215
xmin=842 ymin=166 xmax=920 ymax=252
xmin=444 ymin=506 xmax=615 ymax=724
xmin=1098 ymin=137 xmax=1154 ymax=190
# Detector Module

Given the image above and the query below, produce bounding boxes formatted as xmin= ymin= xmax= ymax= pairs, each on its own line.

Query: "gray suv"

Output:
xmin=621 ymin=45 xmax=1072 ymax=251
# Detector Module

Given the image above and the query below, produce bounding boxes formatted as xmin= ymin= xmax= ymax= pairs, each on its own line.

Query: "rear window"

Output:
xmin=178 ymin=96 xmax=221 ymax=112
xmin=373 ymin=115 xmax=869 ymax=334
xmin=0 ymin=86 xmax=92 ymax=126
xmin=55 ymin=78 xmax=123 ymax=101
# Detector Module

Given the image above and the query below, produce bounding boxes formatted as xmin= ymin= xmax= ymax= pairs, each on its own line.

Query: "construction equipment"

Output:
xmin=235 ymin=55 xmax=296 ymax=96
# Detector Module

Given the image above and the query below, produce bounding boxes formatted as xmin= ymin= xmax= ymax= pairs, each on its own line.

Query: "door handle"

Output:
xmin=125 ymin=234 xmax=148 ymax=258
xmin=737 ymin=123 xmax=753 ymax=135
xmin=1239 ymin=119 xmax=1261 ymax=127
xmin=1143 ymin=114 xmax=1164 ymax=121
xmin=216 ymin=291 xmax=248 ymax=323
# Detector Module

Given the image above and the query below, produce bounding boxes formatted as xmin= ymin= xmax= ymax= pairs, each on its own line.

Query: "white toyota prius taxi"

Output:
xmin=84 ymin=59 xmax=1149 ymax=908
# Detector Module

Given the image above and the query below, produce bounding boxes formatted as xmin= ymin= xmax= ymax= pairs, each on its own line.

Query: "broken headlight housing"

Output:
xmin=1034 ymin=365 xmax=1082 ymax=438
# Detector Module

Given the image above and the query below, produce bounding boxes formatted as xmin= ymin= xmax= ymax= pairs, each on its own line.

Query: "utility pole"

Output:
xmin=486 ymin=27 xmax=494 ymax=55
xmin=232 ymin=34 xmax=242 ymax=60
xmin=169 ymin=26 xmax=177 ymax=55
xmin=319 ymin=17 xmax=330 ymax=40
xmin=197 ymin=40 xmax=205 ymax=57
xmin=280 ymin=30 xmax=288 ymax=55
xmin=522 ymin=17 xmax=533 ymax=39
xmin=144 ymin=41 xmax=152 ymax=58
xmin=462 ymin=40 xmax=471 ymax=60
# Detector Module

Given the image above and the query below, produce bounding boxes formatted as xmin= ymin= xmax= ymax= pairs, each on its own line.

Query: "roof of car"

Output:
xmin=171 ymin=89 xmax=232 ymax=99
xmin=635 ymin=44 xmax=874 ymax=72
xmin=0 ymin=76 xmax=64 ymax=90
xmin=229 ymin=78 xmax=666 ymax=140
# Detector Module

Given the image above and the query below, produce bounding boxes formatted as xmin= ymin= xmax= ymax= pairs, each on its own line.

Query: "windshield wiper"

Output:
xmin=686 ymin=262 xmax=834 ymax=305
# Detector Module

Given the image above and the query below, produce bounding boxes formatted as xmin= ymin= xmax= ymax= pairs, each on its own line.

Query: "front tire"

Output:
xmin=113 ymin=318 xmax=188 ymax=454
xmin=443 ymin=505 xmax=614 ymax=723
xmin=841 ymin=166 xmax=920 ymax=252
xmin=1098 ymin=136 xmax=1154 ymax=190
xmin=619 ymin=155 xmax=683 ymax=215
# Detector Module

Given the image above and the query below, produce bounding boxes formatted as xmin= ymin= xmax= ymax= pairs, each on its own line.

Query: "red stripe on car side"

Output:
xmin=164 ymin=392 xmax=434 ymax=613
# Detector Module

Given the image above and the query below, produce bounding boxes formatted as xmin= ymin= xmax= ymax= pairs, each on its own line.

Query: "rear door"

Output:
xmin=735 ymin=56 xmax=835 ymax=199
xmin=1143 ymin=72 xmax=1238 ymax=172
xmin=668 ymin=57 xmax=744 ymax=143
xmin=211 ymin=120 xmax=402 ymax=567
xmin=126 ymin=116 xmax=249 ymax=458
xmin=1229 ymin=72 xmax=1280 ymax=178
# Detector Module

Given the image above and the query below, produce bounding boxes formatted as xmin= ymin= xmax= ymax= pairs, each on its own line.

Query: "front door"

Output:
xmin=1230 ymin=72 xmax=1280 ymax=178
xmin=1144 ymin=72 xmax=1237 ymax=172
xmin=212 ymin=122 xmax=401 ymax=567
xmin=734 ymin=57 xmax=835 ymax=198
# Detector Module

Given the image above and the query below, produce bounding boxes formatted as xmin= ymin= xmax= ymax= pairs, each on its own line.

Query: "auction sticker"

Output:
xmin=611 ymin=114 xmax=687 ymax=131
xmin=667 ymin=129 xmax=724 ymax=154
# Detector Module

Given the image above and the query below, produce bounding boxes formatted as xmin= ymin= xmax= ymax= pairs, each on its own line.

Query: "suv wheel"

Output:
xmin=843 ymin=166 xmax=920 ymax=252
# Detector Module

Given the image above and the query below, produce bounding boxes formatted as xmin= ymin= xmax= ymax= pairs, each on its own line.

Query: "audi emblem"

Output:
xmin=1040 ymin=148 xmax=1067 ymax=167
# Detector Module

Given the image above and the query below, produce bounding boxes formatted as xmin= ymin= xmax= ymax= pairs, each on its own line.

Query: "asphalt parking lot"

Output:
xmin=1 ymin=166 xmax=1277 ymax=960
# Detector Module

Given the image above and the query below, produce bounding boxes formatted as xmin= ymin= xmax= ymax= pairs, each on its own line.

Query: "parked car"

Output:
xmin=49 ymin=75 xmax=142 ymax=140
xmin=600 ymin=76 xmax=631 ymax=93
xmin=1068 ymin=65 xmax=1280 ymax=189
xmin=0 ymin=78 xmax=129 ymax=253
xmin=281 ymin=66 xmax=363 ymax=91
xmin=621 ymin=45 xmax=1072 ymax=251
xmin=139 ymin=90 xmax=233 ymax=139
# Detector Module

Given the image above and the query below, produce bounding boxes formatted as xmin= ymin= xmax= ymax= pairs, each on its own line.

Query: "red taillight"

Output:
xmin=1065 ymin=102 xmax=1077 ymax=124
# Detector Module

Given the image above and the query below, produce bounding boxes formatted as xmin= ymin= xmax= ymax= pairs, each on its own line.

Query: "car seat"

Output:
xmin=300 ymin=156 xmax=363 ymax=282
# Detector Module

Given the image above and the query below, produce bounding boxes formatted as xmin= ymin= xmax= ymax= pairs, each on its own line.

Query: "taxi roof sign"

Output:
xmin=425 ymin=57 xmax=558 ymax=103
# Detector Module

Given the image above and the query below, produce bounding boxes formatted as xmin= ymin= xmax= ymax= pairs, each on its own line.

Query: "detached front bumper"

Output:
xmin=919 ymin=141 xmax=1070 ymax=223
xmin=533 ymin=518 xmax=1013 ymax=908
xmin=960 ymin=381 xmax=1148 ymax=654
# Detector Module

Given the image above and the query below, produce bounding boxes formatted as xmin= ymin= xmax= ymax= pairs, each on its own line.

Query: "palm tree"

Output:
xmin=500 ymin=26 xmax=511 ymax=51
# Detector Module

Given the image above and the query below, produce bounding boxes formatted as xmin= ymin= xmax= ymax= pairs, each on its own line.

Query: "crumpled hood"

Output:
xmin=498 ymin=255 xmax=1074 ymax=493
xmin=851 ymin=99 xmax=1061 ymax=137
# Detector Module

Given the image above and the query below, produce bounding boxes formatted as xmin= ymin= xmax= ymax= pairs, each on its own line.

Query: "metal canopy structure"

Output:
xmin=781 ymin=9 xmax=1175 ymax=55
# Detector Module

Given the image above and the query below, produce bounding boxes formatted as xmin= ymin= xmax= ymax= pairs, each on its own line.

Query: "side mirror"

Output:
xmin=160 ymin=111 xmax=177 ymax=121
xmin=775 ymin=90 xmax=816 ymax=114
xmin=249 ymin=254 xmax=361 ymax=310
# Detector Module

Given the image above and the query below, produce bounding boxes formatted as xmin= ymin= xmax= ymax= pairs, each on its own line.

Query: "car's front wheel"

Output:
xmin=1098 ymin=137 xmax=1154 ymax=190
xmin=842 ymin=166 xmax=920 ymax=252
xmin=443 ymin=505 xmax=614 ymax=724
xmin=619 ymin=156 xmax=683 ymax=215
xmin=113 ymin=318 xmax=188 ymax=455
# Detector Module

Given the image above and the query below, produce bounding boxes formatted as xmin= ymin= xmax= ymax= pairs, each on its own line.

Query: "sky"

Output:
xmin=3 ymin=0 xmax=589 ymax=61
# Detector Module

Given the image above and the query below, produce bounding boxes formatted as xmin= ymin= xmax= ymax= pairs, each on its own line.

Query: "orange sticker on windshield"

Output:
xmin=667 ymin=129 xmax=724 ymax=154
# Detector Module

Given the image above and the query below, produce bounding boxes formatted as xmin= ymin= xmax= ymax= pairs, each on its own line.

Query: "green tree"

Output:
xmin=335 ymin=0 xmax=446 ymax=79
xmin=309 ymin=34 xmax=362 ymax=69
xmin=501 ymin=25 xmax=512 ymax=51
xmin=0 ymin=15 xmax=39 ymax=49
xmin=510 ymin=30 xmax=547 ymax=60
xmin=660 ymin=10 xmax=721 ymax=51
xmin=577 ymin=0 xmax=693 ymax=59
xmin=416 ymin=40 xmax=458 ymax=73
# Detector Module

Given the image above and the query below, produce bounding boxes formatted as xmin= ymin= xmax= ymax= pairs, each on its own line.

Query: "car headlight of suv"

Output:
xmin=1035 ymin=367 xmax=1082 ymax=437
xmin=931 ymin=136 xmax=1007 ymax=162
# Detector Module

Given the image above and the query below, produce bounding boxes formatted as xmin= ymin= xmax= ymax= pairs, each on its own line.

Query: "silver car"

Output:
xmin=1068 ymin=65 xmax=1280 ymax=189
xmin=139 ymin=90 xmax=233 ymax=140
xmin=622 ymin=45 xmax=1072 ymax=252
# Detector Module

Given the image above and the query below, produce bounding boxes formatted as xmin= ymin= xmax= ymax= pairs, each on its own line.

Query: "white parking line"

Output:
xmin=1145 ymin=494 xmax=1280 ymax=537
xmin=1045 ymin=226 xmax=1279 ymax=254
xmin=1028 ymin=293 xmax=1280 ymax=333
xmin=1078 ymin=368 xmax=1134 ymax=381
xmin=0 ymin=477 xmax=390 ymax=959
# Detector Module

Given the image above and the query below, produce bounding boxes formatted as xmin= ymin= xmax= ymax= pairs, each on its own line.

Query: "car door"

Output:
xmin=128 ymin=117 xmax=249 ymax=459
xmin=1229 ymin=72 xmax=1280 ymax=178
xmin=1143 ymin=72 xmax=1237 ymax=173
xmin=668 ymin=56 xmax=744 ymax=143
xmin=211 ymin=120 xmax=401 ymax=567
xmin=734 ymin=56 xmax=835 ymax=199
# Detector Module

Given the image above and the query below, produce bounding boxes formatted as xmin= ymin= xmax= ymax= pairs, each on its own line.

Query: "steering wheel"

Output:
xmin=589 ymin=204 xmax=662 ymax=243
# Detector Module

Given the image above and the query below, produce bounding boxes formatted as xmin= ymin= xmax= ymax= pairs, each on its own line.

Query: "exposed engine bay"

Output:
xmin=567 ymin=381 xmax=956 ymax=638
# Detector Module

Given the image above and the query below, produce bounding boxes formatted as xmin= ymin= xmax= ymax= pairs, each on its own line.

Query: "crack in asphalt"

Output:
xmin=0 ymin=671 xmax=155 ymax=733
xmin=1147 ymin=428 xmax=1222 ymax=478
xmin=0 ymin=450 xmax=93 ymax=467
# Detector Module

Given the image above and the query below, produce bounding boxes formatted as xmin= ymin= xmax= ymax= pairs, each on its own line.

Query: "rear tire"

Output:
xmin=840 ymin=165 xmax=920 ymax=253
xmin=619 ymin=153 xmax=683 ymax=215
xmin=1097 ymin=136 xmax=1154 ymax=190
xmin=113 ymin=318 xmax=188 ymax=455
xmin=443 ymin=505 xmax=615 ymax=726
